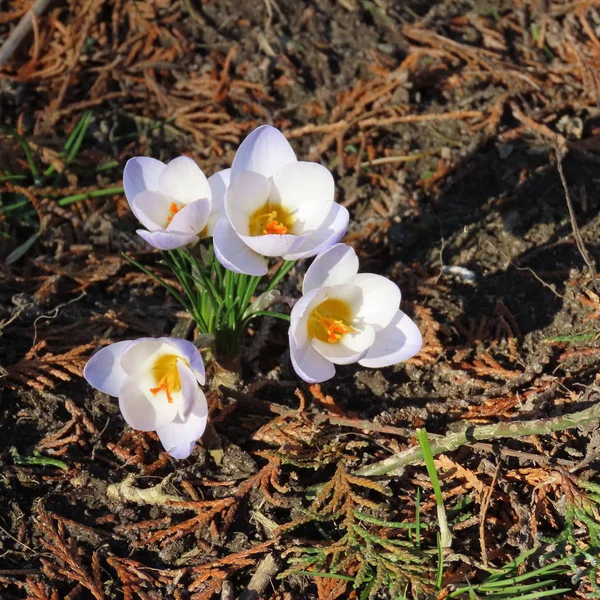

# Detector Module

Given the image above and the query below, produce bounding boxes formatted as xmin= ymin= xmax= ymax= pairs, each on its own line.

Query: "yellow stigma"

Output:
xmin=149 ymin=354 xmax=182 ymax=404
xmin=249 ymin=203 xmax=294 ymax=236
xmin=167 ymin=202 xmax=182 ymax=225
xmin=308 ymin=298 xmax=356 ymax=344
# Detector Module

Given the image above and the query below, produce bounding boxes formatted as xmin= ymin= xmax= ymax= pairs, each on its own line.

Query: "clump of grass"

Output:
xmin=447 ymin=547 xmax=571 ymax=599
xmin=541 ymin=477 xmax=600 ymax=598
xmin=0 ymin=111 xmax=123 ymax=262
xmin=1 ymin=111 xmax=122 ymax=213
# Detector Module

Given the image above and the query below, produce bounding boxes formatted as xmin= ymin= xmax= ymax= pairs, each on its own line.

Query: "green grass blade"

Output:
xmin=0 ymin=174 xmax=27 ymax=182
xmin=0 ymin=125 xmax=40 ymax=184
xmin=486 ymin=588 xmax=571 ymax=600
xmin=57 ymin=186 xmax=123 ymax=206
xmin=44 ymin=110 xmax=93 ymax=179
xmin=121 ymin=253 xmax=195 ymax=319
xmin=53 ymin=111 xmax=93 ymax=183
xmin=353 ymin=511 xmax=418 ymax=529
xmin=435 ymin=532 xmax=444 ymax=590
xmin=415 ymin=487 xmax=421 ymax=548
xmin=266 ymin=259 xmax=295 ymax=292
xmin=243 ymin=310 xmax=290 ymax=323
xmin=417 ymin=428 xmax=452 ymax=549
xmin=479 ymin=559 xmax=570 ymax=589
xmin=287 ymin=570 xmax=356 ymax=582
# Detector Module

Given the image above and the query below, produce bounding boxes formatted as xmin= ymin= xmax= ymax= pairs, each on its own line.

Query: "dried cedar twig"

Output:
xmin=36 ymin=509 xmax=104 ymax=600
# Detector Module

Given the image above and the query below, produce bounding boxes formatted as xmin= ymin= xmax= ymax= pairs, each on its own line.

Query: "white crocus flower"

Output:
xmin=83 ymin=337 xmax=207 ymax=459
xmin=213 ymin=125 xmax=349 ymax=276
xmin=123 ymin=155 xmax=230 ymax=250
xmin=289 ymin=244 xmax=422 ymax=383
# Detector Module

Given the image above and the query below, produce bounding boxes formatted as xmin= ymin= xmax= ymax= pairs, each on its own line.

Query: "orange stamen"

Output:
xmin=149 ymin=355 xmax=181 ymax=404
xmin=167 ymin=202 xmax=181 ymax=224
xmin=264 ymin=219 xmax=288 ymax=235
xmin=312 ymin=311 xmax=356 ymax=343
xmin=150 ymin=381 xmax=175 ymax=404
xmin=249 ymin=205 xmax=293 ymax=236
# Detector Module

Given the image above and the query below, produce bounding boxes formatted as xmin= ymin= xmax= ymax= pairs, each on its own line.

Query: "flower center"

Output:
xmin=307 ymin=298 xmax=356 ymax=344
xmin=167 ymin=202 xmax=182 ymax=225
xmin=249 ymin=203 xmax=294 ymax=236
xmin=149 ymin=354 xmax=182 ymax=404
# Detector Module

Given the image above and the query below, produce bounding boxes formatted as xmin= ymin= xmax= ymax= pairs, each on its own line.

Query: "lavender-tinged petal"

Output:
xmin=156 ymin=392 xmax=208 ymax=459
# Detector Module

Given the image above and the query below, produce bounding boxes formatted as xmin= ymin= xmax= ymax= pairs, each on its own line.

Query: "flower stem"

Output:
xmin=354 ymin=396 xmax=600 ymax=477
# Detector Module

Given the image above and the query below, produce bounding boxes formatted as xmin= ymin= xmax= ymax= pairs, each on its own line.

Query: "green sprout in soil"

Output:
xmin=10 ymin=447 xmax=69 ymax=470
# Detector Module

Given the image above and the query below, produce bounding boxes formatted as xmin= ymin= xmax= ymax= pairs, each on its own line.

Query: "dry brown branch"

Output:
xmin=139 ymin=498 xmax=234 ymax=548
xmin=189 ymin=540 xmax=276 ymax=594
xmin=479 ymin=462 xmax=500 ymax=567
xmin=510 ymin=103 xmax=567 ymax=150
xmin=25 ymin=578 xmax=59 ymax=600
xmin=107 ymin=555 xmax=173 ymax=600
xmin=4 ymin=341 xmax=95 ymax=391
xmin=315 ymin=575 xmax=351 ymax=600
xmin=36 ymin=509 xmax=104 ymax=600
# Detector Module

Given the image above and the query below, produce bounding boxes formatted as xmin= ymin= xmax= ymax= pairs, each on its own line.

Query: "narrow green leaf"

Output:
xmin=0 ymin=125 xmax=40 ymax=184
xmin=266 ymin=259 xmax=295 ymax=292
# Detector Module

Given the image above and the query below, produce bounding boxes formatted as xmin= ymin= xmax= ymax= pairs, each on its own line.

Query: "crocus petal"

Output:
xmin=272 ymin=162 xmax=334 ymax=233
xmin=237 ymin=231 xmax=306 ymax=258
xmin=137 ymin=229 xmax=199 ymax=250
xmin=321 ymin=283 xmax=364 ymax=315
xmin=312 ymin=324 xmax=375 ymax=365
xmin=118 ymin=376 xmax=178 ymax=431
xmin=213 ymin=218 xmax=268 ymax=276
xmin=206 ymin=168 xmax=231 ymax=236
xmin=121 ymin=339 xmax=171 ymax=375
xmin=231 ymin=125 xmax=297 ymax=180
xmin=225 ymin=171 xmax=271 ymax=236
xmin=156 ymin=392 xmax=208 ymax=459
xmin=123 ymin=157 xmax=165 ymax=206
xmin=208 ymin=169 xmax=230 ymax=213
xmin=290 ymin=336 xmax=336 ymax=383
xmin=301 ymin=243 xmax=358 ymax=294
xmin=159 ymin=337 xmax=205 ymax=385
xmin=358 ymin=310 xmax=423 ymax=368
xmin=289 ymin=287 xmax=324 ymax=348
xmin=83 ymin=340 xmax=135 ymax=397
xmin=167 ymin=199 xmax=211 ymax=235
xmin=283 ymin=204 xmax=349 ymax=261
xmin=132 ymin=191 xmax=172 ymax=231
xmin=157 ymin=156 xmax=211 ymax=204
xmin=175 ymin=362 xmax=200 ymax=421
xmin=205 ymin=213 xmax=223 ymax=238
xmin=351 ymin=274 xmax=401 ymax=332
